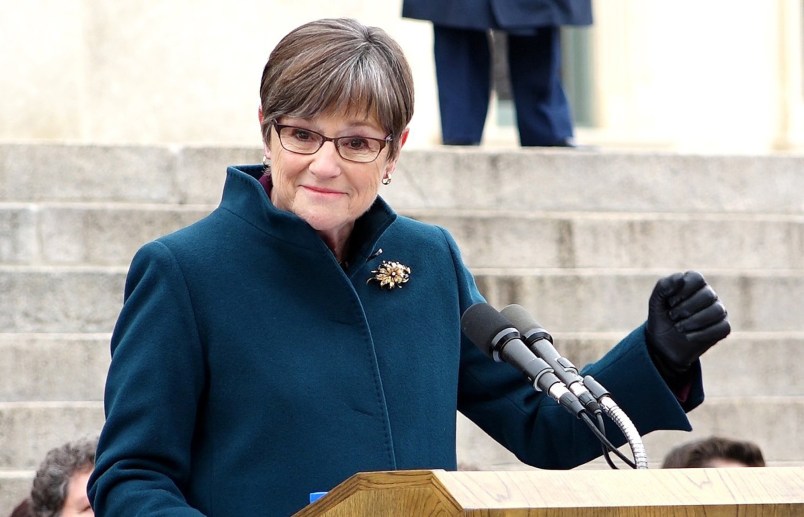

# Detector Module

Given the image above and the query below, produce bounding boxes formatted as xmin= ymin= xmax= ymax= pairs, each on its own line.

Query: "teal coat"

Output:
xmin=89 ymin=165 xmax=702 ymax=516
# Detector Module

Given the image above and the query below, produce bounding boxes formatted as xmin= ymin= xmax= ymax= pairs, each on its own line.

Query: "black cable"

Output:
xmin=596 ymin=412 xmax=619 ymax=470
xmin=579 ymin=411 xmax=637 ymax=469
xmin=588 ymin=412 xmax=617 ymax=469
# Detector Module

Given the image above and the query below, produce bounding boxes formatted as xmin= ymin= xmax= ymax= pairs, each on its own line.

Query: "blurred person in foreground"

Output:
xmin=30 ymin=436 xmax=96 ymax=517
xmin=88 ymin=18 xmax=730 ymax=516
xmin=662 ymin=436 xmax=766 ymax=468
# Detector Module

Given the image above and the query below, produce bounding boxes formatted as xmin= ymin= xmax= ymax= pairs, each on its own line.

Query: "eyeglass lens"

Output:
xmin=276 ymin=125 xmax=386 ymax=163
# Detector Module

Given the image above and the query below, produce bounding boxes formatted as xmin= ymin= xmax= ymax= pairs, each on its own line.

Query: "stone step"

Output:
xmin=474 ymin=269 xmax=804 ymax=332
xmin=2 ymin=204 xmax=803 ymax=269
xmin=0 ymin=332 xmax=799 ymax=402
xmin=3 ymin=144 xmax=803 ymax=213
xmin=0 ymin=401 xmax=104 ymax=471
xmin=456 ymin=396 xmax=804 ymax=471
xmin=550 ymin=332 xmax=804 ymax=400
xmin=0 ymin=334 xmax=109 ymax=402
xmin=0 ymin=397 xmax=799 ymax=472
xmin=0 ymin=266 xmax=125 ymax=334
xmin=0 ymin=144 xmax=256 ymax=205
xmin=409 ymin=210 xmax=804 ymax=270
xmin=0 ymin=470 xmax=32 ymax=517
xmin=638 ymin=395 xmax=804 ymax=468
xmin=0 ymin=203 xmax=212 ymax=266
xmin=392 ymin=150 xmax=804 ymax=214
xmin=0 ymin=267 xmax=801 ymax=333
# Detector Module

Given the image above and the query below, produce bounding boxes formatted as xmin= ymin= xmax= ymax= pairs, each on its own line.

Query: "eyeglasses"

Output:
xmin=273 ymin=122 xmax=392 ymax=163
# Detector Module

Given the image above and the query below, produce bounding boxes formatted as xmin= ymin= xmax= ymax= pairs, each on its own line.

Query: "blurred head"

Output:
xmin=661 ymin=436 xmax=766 ymax=468
xmin=259 ymin=18 xmax=414 ymax=162
xmin=31 ymin=437 xmax=97 ymax=517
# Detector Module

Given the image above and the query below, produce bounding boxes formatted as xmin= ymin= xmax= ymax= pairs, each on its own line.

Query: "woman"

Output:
xmin=89 ymin=18 xmax=729 ymax=516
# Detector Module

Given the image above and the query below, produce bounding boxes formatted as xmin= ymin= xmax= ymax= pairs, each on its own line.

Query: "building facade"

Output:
xmin=1 ymin=0 xmax=802 ymax=153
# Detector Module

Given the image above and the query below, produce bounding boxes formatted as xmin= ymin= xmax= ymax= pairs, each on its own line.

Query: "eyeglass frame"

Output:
xmin=272 ymin=122 xmax=393 ymax=164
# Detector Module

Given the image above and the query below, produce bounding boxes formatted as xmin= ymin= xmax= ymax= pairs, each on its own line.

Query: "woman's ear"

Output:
xmin=263 ymin=140 xmax=272 ymax=161
xmin=399 ymin=127 xmax=409 ymax=148
xmin=383 ymin=128 xmax=410 ymax=177
xmin=258 ymin=105 xmax=271 ymax=160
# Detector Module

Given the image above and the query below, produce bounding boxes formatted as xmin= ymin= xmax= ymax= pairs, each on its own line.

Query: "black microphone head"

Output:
xmin=501 ymin=304 xmax=552 ymax=343
xmin=461 ymin=303 xmax=519 ymax=359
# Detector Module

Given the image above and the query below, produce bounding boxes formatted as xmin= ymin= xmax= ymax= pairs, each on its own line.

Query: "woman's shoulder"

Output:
xmin=387 ymin=215 xmax=463 ymax=256
xmin=126 ymin=210 xmax=228 ymax=270
xmin=156 ymin=211 xmax=223 ymax=247
xmin=393 ymin=214 xmax=451 ymax=238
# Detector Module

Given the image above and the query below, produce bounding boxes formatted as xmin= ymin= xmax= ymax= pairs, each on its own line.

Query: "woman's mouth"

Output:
xmin=302 ymin=185 xmax=344 ymax=197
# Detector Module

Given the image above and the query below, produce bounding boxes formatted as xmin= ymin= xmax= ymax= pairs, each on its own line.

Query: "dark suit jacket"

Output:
xmin=403 ymin=0 xmax=592 ymax=31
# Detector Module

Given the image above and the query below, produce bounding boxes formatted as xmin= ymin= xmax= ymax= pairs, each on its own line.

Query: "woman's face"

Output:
xmin=62 ymin=469 xmax=93 ymax=516
xmin=264 ymin=112 xmax=404 ymax=244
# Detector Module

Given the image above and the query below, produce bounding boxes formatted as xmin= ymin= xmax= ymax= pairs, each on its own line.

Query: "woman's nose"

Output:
xmin=309 ymin=141 xmax=342 ymax=177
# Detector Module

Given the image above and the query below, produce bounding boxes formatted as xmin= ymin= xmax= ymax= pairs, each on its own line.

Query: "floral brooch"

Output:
xmin=368 ymin=260 xmax=411 ymax=290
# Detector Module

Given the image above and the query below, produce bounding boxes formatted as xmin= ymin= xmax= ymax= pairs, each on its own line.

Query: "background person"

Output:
xmin=88 ymin=18 xmax=730 ymax=516
xmin=30 ymin=436 xmax=96 ymax=517
xmin=661 ymin=436 xmax=766 ymax=468
xmin=402 ymin=0 xmax=591 ymax=146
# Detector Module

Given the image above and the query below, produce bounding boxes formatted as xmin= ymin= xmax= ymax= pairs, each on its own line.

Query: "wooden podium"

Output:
xmin=294 ymin=467 xmax=804 ymax=516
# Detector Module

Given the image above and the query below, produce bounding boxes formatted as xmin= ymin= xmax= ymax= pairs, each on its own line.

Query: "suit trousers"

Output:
xmin=433 ymin=25 xmax=574 ymax=146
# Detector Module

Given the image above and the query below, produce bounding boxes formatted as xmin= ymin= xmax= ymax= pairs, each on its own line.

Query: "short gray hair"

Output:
xmin=259 ymin=18 xmax=414 ymax=160
xmin=31 ymin=436 xmax=98 ymax=517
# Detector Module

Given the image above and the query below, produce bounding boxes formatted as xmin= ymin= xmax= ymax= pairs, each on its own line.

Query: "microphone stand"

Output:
xmin=583 ymin=376 xmax=648 ymax=469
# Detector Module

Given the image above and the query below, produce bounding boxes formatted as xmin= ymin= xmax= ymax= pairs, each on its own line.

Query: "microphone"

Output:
xmin=500 ymin=304 xmax=601 ymax=414
xmin=500 ymin=305 xmax=649 ymax=469
xmin=460 ymin=303 xmax=585 ymax=417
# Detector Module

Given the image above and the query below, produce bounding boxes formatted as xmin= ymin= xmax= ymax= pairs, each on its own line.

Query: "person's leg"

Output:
xmin=433 ymin=25 xmax=491 ymax=145
xmin=508 ymin=27 xmax=574 ymax=146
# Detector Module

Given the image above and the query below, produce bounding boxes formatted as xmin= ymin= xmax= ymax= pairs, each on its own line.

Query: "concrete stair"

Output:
xmin=1 ymin=144 xmax=802 ymax=511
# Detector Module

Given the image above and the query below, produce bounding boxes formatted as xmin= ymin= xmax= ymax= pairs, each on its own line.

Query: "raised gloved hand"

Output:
xmin=646 ymin=271 xmax=731 ymax=374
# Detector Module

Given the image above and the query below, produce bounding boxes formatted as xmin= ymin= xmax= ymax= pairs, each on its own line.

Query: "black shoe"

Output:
xmin=442 ymin=140 xmax=480 ymax=146
xmin=524 ymin=137 xmax=576 ymax=148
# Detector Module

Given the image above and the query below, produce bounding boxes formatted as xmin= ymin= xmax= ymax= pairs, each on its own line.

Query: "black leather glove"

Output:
xmin=646 ymin=271 xmax=731 ymax=374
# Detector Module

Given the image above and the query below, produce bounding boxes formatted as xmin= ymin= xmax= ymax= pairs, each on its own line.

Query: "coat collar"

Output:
xmin=222 ymin=164 xmax=397 ymax=267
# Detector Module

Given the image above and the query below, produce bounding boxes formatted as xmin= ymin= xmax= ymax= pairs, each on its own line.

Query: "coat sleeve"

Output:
xmin=88 ymin=241 xmax=207 ymax=516
xmin=446 ymin=229 xmax=703 ymax=469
